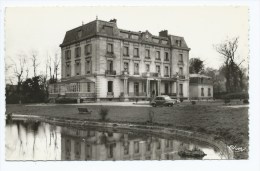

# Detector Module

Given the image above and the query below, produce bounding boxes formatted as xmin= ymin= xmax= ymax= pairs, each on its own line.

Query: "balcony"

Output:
xmin=107 ymin=92 xmax=114 ymax=97
xmin=121 ymin=71 xmax=129 ymax=76
xmin=105 ymin=70 xmax=116 ymax=76
xmin=178 ymin=61 xmax=184 ymax=65
xmin=142 ymin=72 xmax=160 ymax=78
xmin=172 ymin=74 xmax=185 ymax=79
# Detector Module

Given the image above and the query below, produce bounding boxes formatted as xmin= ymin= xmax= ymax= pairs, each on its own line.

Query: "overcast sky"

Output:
xmin=5 ymin=6 xmax=249 ymax=83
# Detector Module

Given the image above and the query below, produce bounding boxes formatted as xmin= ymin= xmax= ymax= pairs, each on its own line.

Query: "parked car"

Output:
xmin=151 ymin=95 xmax=177 ymax=107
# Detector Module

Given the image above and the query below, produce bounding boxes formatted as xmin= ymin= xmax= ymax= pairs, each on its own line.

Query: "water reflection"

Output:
xmin=5 ymin=120 xmax=226 ymax=160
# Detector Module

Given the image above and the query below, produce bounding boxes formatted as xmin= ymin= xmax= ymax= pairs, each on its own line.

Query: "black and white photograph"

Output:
xmin=0 ymin=1 xmax=260 ymax=171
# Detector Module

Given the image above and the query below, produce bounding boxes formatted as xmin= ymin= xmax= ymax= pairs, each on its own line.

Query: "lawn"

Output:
xmin=5 ymin=101 xmax=249 ymax=159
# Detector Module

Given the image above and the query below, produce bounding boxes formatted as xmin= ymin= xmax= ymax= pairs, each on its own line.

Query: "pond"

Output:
xmin=5 ymin=119 xmax=228 ymax=160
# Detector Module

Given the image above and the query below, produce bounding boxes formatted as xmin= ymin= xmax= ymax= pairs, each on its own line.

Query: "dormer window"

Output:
xmin=176 ymin=40 xmax=182 ymax=47
xmin=77 ymin=30 xmax=82 ymax=39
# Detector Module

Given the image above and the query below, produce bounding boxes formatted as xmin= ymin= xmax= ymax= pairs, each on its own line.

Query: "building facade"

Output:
xmin=49 ymin=19 xmax=190 ymax=101
xmin=189 ymin=74 xmax=213 ymax=100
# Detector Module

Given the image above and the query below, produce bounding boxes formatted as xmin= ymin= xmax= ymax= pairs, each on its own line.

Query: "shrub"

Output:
xmin=243 ymin=99 xmax=249 ymax=104
xmin=180 ymin=98 xmax=184 ymax=102
xmin=55 ymin=97 xmax=77 ymax=104
xmin=99 ymin=106 xmax=109 ymax=121
xmin=224 ymin=92 xmax=249 ymax=100
xmin=224 ymin=98 xmax=231 ymax=104
xmin=191 ymin=101 xmax=196 ymax=105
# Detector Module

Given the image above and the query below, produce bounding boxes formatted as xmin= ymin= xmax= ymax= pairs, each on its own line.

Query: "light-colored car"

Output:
xmin=151 ymin=95 xmax=177 ymax=107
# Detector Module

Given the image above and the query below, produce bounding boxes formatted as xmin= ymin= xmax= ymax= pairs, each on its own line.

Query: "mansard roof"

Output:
xmin=60 ymin=19 xmax=190 ymax=50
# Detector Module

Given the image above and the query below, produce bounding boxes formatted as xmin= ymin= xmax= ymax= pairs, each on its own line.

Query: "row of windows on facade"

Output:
xmin=65 ymin=138 xmax=172 ymax=160
xmin=65 ymin=43 xmax=184 ymax=62
xmin=201 ymin=88 xmax=212 ymax=96
xmin=65 ymin=60 xmax=183 ymax=77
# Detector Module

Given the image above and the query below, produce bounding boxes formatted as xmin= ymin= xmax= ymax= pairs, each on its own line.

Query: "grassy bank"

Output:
xmin=6 ymin=102 xmax=249 ymax=159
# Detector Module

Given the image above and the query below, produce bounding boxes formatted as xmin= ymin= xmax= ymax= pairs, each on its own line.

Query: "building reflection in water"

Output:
xmin=60 ymin=126 xmax=210 ymax=161
xmin=6 ymin=120 xmax=225 ymax=161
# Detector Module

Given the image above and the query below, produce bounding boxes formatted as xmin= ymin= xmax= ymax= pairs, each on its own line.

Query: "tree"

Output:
xmin=215 ymin=37 xmax=245 ymax=92
xmin=30 ymin=50 xmax=40 ymax=77
xmin=189 ymin=58 xmax=204 ymax=74
xmin=203 ymin=67 xmax=226 ymax=93
xmin=11 ymin=53 xmax=27 ymax=103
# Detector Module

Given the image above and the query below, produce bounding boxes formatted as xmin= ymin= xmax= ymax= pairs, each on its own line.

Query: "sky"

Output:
xmin=4 ymin=6 xmax=249 ymax=83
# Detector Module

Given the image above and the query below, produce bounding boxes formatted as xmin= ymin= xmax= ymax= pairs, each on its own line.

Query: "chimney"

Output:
xmin=109 ymin=19 xmax=117 ymax=23
xmin=159 ymin=30 xmax=168 ymax=37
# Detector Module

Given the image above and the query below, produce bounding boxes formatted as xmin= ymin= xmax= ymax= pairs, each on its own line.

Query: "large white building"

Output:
xmin=49 ymin=19 xmax=190 ymax=102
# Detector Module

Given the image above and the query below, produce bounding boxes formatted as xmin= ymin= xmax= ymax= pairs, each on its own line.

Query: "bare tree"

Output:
xmin=30 ymin=50 xmax=40 ymax=77
xmin=215 ymin=37 xmax=240 ymax=92
xmin=53 ymin=51 xmax=60 ymax=80
xmin=11 ymin=53 xmax=27 ymax=103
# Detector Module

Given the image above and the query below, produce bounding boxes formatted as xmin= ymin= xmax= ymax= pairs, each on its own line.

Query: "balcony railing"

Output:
xmin=178 ymin=61 xmax=184 ymax=65
xmin=107 ymin=92 xmax=114 ymax=97
xmin=105 ymin=70 xmax=116 ymax=75
xmin=134 ymin=72 xmax=140 ymax=75
xmin=128 ymin=92 xmax=147 ymax=97
xmin=172 ymin=74 xmax=185 ymax=79
xmin=164 ymin=74 xmax=170 ymax=77
xmin=121 ymin=71 xmax=129 ymax=75
xmin=142 ymin=72 xmax=160 ymax=78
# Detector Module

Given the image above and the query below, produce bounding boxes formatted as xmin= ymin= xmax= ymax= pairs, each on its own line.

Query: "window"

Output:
xmin=124 ymin=62 xmax=129 ymax=72
xmin=176 ymin=40 xmax=182 ymax=47
xmin=179 ymin=84 xmax=183 ymax=95
xmin=85 ymin=44 xmax=92 ymax=55
xmin=134 ymin=141 xmax=139 ymax=153
xmin=85 ymin=60 xmax=91 ymax=74
xmin=157 ymin=141 xmax=161 ymax=150
xmin=134 ymin=82 xmax=139 ymax=95
xmin=87 ymin=83 xmax=91 ymax=92
xmin=179 ymin=67 xmax=183 ymax=75
xmin=65 ymin=50 xmax=71 ymax=60
xmin=146 ymin=142 xmax=151 ymax=152
xmin=107 ymin=43 xmax=113 ymax=53
xmin=134 ymin=48 xmax=139 ymax=57
xmin=164 ymin=66 xmax=169 ymax=76
xmin=75 ymin=61 xmax=81 ymax=75
xmin=165 ymin=140 xmax=170 ymax=148
xmin=201 ymin=88 xmax=204 ymax=96
xmin=123 ymin=46 xmax=129 ymax=56
xmin=74 ymin=141 xmax=81 ymax=160
xmin=124 ymin=143 xmax=129 ymax=155
xmin=164 ymin=52 xmax=169 ymax=61
xmin=179 ymin=54 xmax=183 ymax=62
xmin=156 ymin=65 xmax=161 ymax=74
xmin=85 ymin=144 xmax=92 ymax=160
xmin=156 ymin=51 xmax=160 ymax=60
xmin=145 ymin=49 xmax=150 ymax=58
xmin=108 ymin=81 xmax=113 ymax=93
xmin=208 ymin=88 xmax=211 ymax=96
xmin=146 ymin=64 xmax=150 ymax=72
xmin=75 ymin=47 xmax=81 ymax=57
xmin=134 ymin=63 xmax=139 ymax=75
xmin=66 ymin=63 xmax=71 ymax=77
xmin=107 ymin=60 xmax=113 ymax=71
xmin=77 ymin=30 xmax=82 ymax=39
xmin=108 ymin=144 xmax=114 ymax=158
xmin=104 ymin=26 xmax=113 ymax=35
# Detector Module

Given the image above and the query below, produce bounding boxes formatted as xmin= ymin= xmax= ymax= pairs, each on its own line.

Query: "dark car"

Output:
xmin=151 ymin=95 xmax=177 ymax=107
